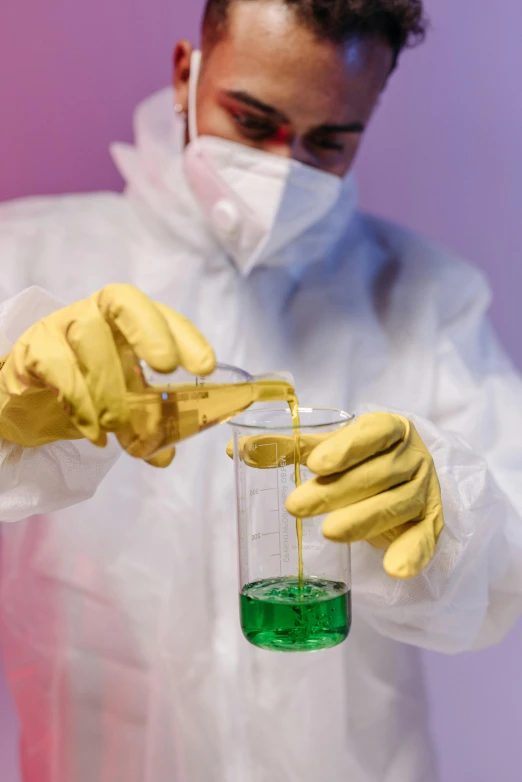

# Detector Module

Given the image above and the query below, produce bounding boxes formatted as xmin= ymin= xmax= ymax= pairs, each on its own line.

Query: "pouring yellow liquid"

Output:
xmin=288 ymin=396 xmax=304 ymax=586
xmin=127 ymin=379 xmax=304 ymax=583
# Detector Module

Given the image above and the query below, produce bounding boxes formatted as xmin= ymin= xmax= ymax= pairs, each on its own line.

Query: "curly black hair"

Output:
xmin=203 ymin=0 xmax=427 ymax=69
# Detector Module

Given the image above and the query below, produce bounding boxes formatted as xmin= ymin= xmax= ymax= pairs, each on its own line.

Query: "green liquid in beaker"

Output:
xmin=240 ymin=577 xmax=351 ymax=652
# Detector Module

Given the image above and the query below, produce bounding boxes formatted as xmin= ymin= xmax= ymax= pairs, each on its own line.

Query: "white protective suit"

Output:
xmin=1 ymin=89 xmax=522 ymax=782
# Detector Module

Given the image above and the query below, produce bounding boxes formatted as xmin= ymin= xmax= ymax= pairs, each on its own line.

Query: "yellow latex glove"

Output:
xmin=226 ymin=433 xmax=327 ymax=467
xmin=229 ymin=413 xmax=444 ymax=579
xmin=0 ymin=284 xmax=215 ymax=468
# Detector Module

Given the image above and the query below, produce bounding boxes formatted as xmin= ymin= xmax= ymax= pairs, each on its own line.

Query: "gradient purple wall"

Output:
xmin=1 ymin=1 xmax=521 ymax=780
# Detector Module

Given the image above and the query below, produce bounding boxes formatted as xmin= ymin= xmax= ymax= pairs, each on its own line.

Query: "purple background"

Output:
xmin=1 ymin=1 xmax=522 ymax=779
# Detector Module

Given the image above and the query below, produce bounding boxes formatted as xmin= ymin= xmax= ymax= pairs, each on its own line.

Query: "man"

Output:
xmin=1 ymin=1 xmax=522 ymax=780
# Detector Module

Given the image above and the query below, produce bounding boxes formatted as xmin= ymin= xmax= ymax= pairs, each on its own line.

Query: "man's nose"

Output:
xmin=290 ymin=137 xmax=319 ymax=168
xmin=264 ymin=133 xmax=317 ymax=168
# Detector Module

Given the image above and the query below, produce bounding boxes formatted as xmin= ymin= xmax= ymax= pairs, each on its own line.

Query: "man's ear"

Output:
xmin=173 ymin=40 xmax=194 ymax=113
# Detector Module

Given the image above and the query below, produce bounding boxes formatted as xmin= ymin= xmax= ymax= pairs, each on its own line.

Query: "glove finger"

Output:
xmin=383 ymin=477 xmax=445 ymax=578
xmin=146 ymin=447 xmax=176 ymax=469
xmin=383 ymin=508 xmax=442 ymax=579
xmin=13 ymin=326 xmax=103 ymax=445
xmin=65 ymin=301 xmax=129 ymax=431
xmin=155 ymin=303 xmax=216 ymax=377
xmin=117 ymin=392 xmax=172 ymax=459
xmin=321 ymin=477 xmax=428 ymax=543
xmin=287 ymin=444 xmax=424 ymax=517
xmin=117 ymin=426 xmax=167 ymax=460
xmin=95 ymin=285 xmax=179 ymax=374
xmin=226 ymin=433 xmax=329 ymax=466
xmin=307 ymin=412 xmax=407 ymax=476
xmin=366 ymin=521 xmax=418 ymax=551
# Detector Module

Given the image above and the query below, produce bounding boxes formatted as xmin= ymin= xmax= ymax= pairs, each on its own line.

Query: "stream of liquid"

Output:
xmin=288 ymin=394 xmax=304 ymax=586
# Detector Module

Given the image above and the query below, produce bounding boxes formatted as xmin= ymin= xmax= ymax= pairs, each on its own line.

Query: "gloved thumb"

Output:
xmin=226 ymin=434 xmax=329 ymax=467
xmin=146 ymin=447 xmax=176 ymax=469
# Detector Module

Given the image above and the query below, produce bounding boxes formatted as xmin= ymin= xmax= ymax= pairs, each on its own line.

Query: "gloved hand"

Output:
xmin=0 ymin=284 xmax=215 ymax=468
xmin=288 ymin=413 xmax=444 ymax=579
xmin=229 ymin=413 xmax=444 ymax=579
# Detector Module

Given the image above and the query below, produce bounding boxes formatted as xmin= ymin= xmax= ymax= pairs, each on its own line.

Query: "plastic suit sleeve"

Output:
xmin=353 ymin=279 xmax=522 ymax=654
xmin=0 ymin=287 xmax=120 ymax=522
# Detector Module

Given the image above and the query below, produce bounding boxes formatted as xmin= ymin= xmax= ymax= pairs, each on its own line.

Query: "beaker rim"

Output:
xmin=210 ymin=362 xmax=253 ymax=382
xmin=229 ymin=406 xmax=354 ymax=431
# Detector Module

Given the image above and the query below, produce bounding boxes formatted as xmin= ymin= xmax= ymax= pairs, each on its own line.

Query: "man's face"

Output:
xmin=174 ymin=2 xmax=393 ymax=177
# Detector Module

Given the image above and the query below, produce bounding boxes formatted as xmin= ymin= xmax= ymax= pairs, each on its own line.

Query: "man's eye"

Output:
xmin=310 ymin=137 xmax=344 ymax=153
xmin=233 ymin=113 xmax=276 ymax=135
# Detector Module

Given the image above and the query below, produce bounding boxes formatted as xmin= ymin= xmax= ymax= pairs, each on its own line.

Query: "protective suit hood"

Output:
xmin=110 ymin=88 xmax=358 ymax=275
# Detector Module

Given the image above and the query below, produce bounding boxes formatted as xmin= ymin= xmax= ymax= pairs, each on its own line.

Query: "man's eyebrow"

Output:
xmin=315 ymin=122 xmax=365 ymax=134
xmin=222 ymin=90 xmax=289 ymax=122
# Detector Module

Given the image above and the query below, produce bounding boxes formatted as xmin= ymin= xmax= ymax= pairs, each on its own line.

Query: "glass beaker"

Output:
xmin=124 ymin=363 xmax=295 ymax=459
xmin=230 ymin=407 xmax=354 ymax=653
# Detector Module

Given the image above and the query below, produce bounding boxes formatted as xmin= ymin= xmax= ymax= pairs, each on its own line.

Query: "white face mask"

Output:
xmin=182 ymin=50 xmax=350 ymax=274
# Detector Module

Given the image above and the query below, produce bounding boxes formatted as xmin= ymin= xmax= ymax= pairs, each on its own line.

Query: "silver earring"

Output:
xmin=174 ymin=103 xmax=184 ymax=114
